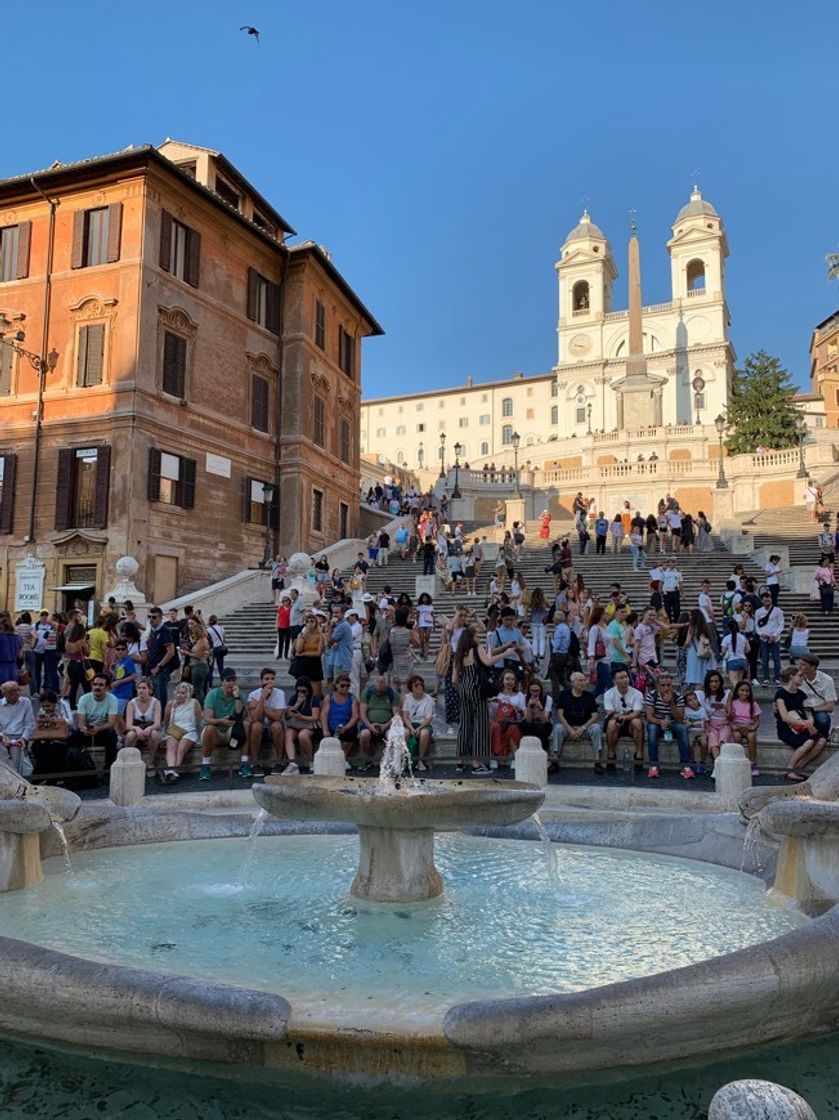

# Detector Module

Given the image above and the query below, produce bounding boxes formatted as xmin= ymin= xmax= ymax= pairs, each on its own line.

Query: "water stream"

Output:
xmin=532 ymin=812 xmax=560 ymax=890
xmin=378 ymin=716 xmax=414 ymax=788
xmin=237 ymin=809 xmax=267 ymax=886
xmin=50 ymin=821 xmax=74 ymax=876
xmin=740 ymin=817 xmax=764 ymax=874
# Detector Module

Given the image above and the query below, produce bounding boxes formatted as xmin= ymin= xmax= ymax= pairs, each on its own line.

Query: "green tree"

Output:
xmin=724 ymin=350 xmax=802 ymax=455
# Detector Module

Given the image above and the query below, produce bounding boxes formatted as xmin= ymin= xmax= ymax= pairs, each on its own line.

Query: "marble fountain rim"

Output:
xmin=1 ymin=803 xmax=838 ymax=1081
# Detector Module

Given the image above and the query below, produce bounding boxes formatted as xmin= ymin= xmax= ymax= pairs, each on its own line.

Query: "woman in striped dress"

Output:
xmin=452 ymin=627 xmax=516 ymax=775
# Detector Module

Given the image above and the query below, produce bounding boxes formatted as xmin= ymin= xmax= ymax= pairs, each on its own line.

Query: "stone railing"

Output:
xmin=686 ymin=287 xmax=706 ymax=298
xmin=458 ymin=468 xmax=521 ymax=487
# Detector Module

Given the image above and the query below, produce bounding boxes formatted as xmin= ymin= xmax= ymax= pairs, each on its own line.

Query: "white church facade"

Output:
xmin=360 ymin=188 xmax=734 ymax=469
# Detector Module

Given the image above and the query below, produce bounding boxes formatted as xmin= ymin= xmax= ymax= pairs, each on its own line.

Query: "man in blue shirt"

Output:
xmin=325 ymin=606 xmax=355 ymax=687
xmin=146 ymin=607 xmax=177 ymax=705
xmin=490 ymin=607 xmax=526 ymax=677
xmin=548 ymin=608 xmax=577 ymax=702
xmin=594 ymin=512 xmax=610 ymax=555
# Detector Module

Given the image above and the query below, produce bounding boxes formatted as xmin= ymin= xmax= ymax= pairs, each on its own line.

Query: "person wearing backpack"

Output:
xmin=720 ymin=580 xmax=742 ymax=623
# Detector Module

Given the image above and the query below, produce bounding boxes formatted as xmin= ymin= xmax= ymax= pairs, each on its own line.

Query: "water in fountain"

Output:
xmin=741 ymin=817 xmax=765 ymax=874
xmin=238 ymin=809 xmax=267 ymax=886
xmin=51 ymin=821 xmax=74 ymax=876
xmin=377 ymin=715 xmax=413 ymax=789
xmin=532 ymin=812 xmax=560 ymax=890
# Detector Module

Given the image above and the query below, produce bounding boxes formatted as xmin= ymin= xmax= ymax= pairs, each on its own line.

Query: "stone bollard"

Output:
xmin=714 ymin=741 xmax=753 ymax=809
xmin=109 ymin=747 xmax=147 ymax=807
xmin=709 ymin=1079 xmax=817 ymax=1118
xmin=313 ymin=737 xmax=347 ymax=777
xmin=514 ymin=736 xmax=548 ymax=788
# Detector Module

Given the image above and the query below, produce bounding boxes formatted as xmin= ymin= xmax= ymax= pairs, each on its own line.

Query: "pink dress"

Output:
xmin=704 ymin=691 xmax=733 ymax=749
xmin=731 ymin=697 xmax=760 ymax=732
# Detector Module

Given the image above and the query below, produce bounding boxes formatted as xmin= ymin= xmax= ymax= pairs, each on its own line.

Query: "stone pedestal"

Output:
xmin=711 ymin=485 xmax=735 ymax=527
xmin=352 ymin=825 xmax=443 ymax=902
xmin=709 ymin=1079 xmax=816 ymax=1118
xmin=714 ymin=742 xmax=752 ymax=809
xmin=313 ymin=737 xmax=346 ymax=777
xmin=505 ymin=498 xmax=526 ymax=530
xmin=0 ymin=800 xmax=51 ymax=891
xmin=514 ymin=736 xmax=548 ymax=789
xmin=109 ymin=747 xmax=147 ymax=807
xmin=105 ymin=557 xmax=151 ymax=624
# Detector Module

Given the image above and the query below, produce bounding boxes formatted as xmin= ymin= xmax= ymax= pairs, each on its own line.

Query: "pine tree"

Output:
xmin=724 ymin=350 xmax=802 ymax=455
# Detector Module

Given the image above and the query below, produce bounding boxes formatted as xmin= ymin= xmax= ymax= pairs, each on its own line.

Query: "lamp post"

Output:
xmin=692 ymin=375 xmax=705 ymax=427
xmin=586 ymin=402 xmax=592 ymax=435
xmin=714 ymin=413 xmax=728 ymax=489
xmin=417 ymin=441 xmax=424 ymax=470
xmin=796 ymin=428 xmax=808 ymax=479
xmin=260 ymin=482 xmax=275 ymax=568
xmin=452 ymin=441 xmax=462 ymax=500
xmin=0 ymin=316 xmax=59 ymax=543
xmin=511 ymin=430 xmax=521 ymax=496
xmin=439 ymin=432 xmax=446 ymax=479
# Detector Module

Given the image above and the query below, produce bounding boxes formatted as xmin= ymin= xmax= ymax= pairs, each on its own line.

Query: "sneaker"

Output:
xmin=282 ymin=762 xmax=300 ymax=775
xmin=446 ymin=726 xmax=455 ymax=736
xmin=455 ymin=764 xmax=465 ymax=773
xmin=417 ymin=760 xmax=428 ymax=772
xmin=751 ymin=766 xmax=760 ymax=777
xmin=695 ymin=763 xmax=706 ymax=776
xmin=762 ymin=680 xmax=771 ymax=688
xmin=472 ymin=765 xmax=492 ymax=775
xmin=199 ymin=765 xmax=212 ymax=781
xmin=164 ymin=769 xmax=179 ymax=784
xmin=593 ymin=761 xmax=605 ymax=774
xmin=647 ymin=766 xmax=660 ymax=779
xmin=238 ymin=763 xmax=254 ymax=779
xmin=680 ymin=767 xmax=696 ymax=779
xmin=751 ymin=679 xmax=761 ymax=687
xmin=489 ymin=759 xmax=499 ymax=770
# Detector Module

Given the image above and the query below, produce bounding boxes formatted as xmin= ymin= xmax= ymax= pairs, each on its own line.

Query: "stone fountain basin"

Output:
xmin=759 ymin=799 xmax=839 ymax=840
xmin=252 ymin=776 xmax=545 ymax=830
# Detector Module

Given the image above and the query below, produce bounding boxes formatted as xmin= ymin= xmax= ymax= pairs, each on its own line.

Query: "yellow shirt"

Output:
xmin=87 ymin=627 xmax=109 ymax=662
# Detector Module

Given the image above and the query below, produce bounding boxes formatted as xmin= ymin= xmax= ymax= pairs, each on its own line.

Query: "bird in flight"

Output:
xmin=240 ymin=25 xmax=261 ymax=44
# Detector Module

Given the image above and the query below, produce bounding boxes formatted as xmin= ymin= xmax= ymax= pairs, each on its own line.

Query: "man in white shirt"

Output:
xmin=347 ymin=608 xmax=365 ymax=695
xmin=0 ymin=681 xmax=36 ymax=773
xmin=697 ymin=579 xmax=720 ymax=656
xmin=755 ymin=592 xmax=785 ymax=687
xmin=245 ymin=668 xmax=286 ymax=777
xmin=603 ymin=667 xmax=645 ymax=768
xmin=797 ymin=653 xmax=836 ymax=740
xmin=661 ymin=559 xmax=682 ymax=622
xmin=666 ymin=507 xmax=682 ymax=551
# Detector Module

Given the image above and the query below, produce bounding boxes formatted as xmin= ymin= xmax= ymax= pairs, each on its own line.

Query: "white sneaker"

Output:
xmin=489 ymin=759 xmax=498 ymax=770
xmin=417 ymin=760 xmax=427 ymax=772
xmin=446 ymin=726 xmax=455 ymax=736
xmin=282 ymin=762 xmax=300 ymax=775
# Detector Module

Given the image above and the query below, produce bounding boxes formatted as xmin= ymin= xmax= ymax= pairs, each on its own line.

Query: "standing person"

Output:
xmin=493 ymin=499 xmax=506 ymax=539
xmin=0 ymin=613 xmax=24 ymax=689
xmin=377 ymin=527 xmax=390 ymax=567
xmin=288 ymin=589 xmax=306 ymax=647
xmin=548 ymin=609 xmax=575 ymax=702
xmin=528 ymin=587 xmax=548 ymax=669
xmin=696 ymin=511 xmax=714 ymax=552
xmin=292 ymin=614 xmax=326 ymax=697
xmin=146 ymin=607 xmax=178 ymax=707
xmin=451 ymin=626 xmax=513 ymax=775
xmin=109 ymin=639 xmax=138 ymax=725
xmin=577 ymin=517 xmax=590 ymax=555
xmin=775 ymin=665 xmax=827 ymax=781
xmin=720 ymin=619 xmax=749 ymax=689
xmin=666 ymin=504 xmax=683 ymax=552
xmin=180 ymin=618 xmax=211 ymax=706
xmin=15 ymin=613 xmax=36 ymax=685
xmin=124 ymin=677 xmax=163 ymax=774
xmin=159 ymin=681 xmax=202 ymax=783
xmin=270 ymin=555 xmax=288 ymax=605
xmin=813 ymin=555 xmax=836 ymax=615
xmin=539 ymin=510 xmax=552 ymax=542
xmin=609 ymin=514 xmax=625 ymax=554
xmin=441 ymin=605 xmax=469 ymax=734
xmin=387 ymin=608 xmax=417 ymax=693
xmin=421 ymin=536 xmax=437 ymax=576
xmin=629 ymin=523 xmax=646 ymax=572
xmin=276 ymin=596 xmax=292 ymax=660
xmin=586 ymin=604 xmax=611 ymax=698
xmin=416 ymin=593 xmax=435 ymax=657
xmin=755 ymin=591 xmax=785 ymax=688
xmin=592 ymin=511 xmax=609 ymax=555
xmin=680 ymin=512 xmax=696 ymax=555
xmin=86 ymin=615 xmax=115 ymax=676
xmin=804 ymin=480 xmax=820 ymax=522
xmin=764 ymin=554 xmax=782 ymax=606
xmin=63 ymin=614 xmax=90 ymax=709
xmin=206 ymin=615 xmax=227 ymax=687
xmin=684 ymin=610 xmax=715 ymax=689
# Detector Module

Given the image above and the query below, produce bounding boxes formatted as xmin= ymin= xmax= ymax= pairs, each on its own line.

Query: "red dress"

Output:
xmin=539 ymin=515 xmax=551 ymax=541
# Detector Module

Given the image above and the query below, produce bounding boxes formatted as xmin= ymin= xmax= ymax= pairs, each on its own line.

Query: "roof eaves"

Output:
xmin=288 ymin=241 xmax=384 ymax=336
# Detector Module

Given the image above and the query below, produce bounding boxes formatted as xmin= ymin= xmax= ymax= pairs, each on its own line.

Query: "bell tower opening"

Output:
xmin=686 ymin=259 xmax=706 ymax=292
xmin=572 ymin=280 xmax=590 ymax=312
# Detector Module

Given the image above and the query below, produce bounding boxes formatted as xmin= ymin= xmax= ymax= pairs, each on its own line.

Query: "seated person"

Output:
xmin=30 ymin=690 xmax=74 ymax=778
xmin=245 ymin=668 xmax=287 ymax=778
xmin=775 ymin=665 xmax=828 ymax=783
xmin=72 ymin=673 xmax=119 ymax=770
xmin=358 ymin=675 xmax=400 ymax=770
xmin=520 ymin=679 xmax=553 ymax=751
xmin=727 ymin=680 xmax=761 ymax=777
xmin=199 ymin=669 xmax=244 ymax=781
xmin=0 ymin=680 xmax=37 ymax=774
xmin=683 ymin=690 xmax=708 ymax=769
xmin=402 ymin=674 xmax=435 ymax=772
xmin=320 ymin=674 xmax=360 ymax=766
xmin=489 ymin=670 xmax=526 ymax=766
xmin=160 ymin=681 xmax=202 ymax=783
xmin=124 ymin=677 xmax=163 ymax=773
xmin=283 ymin=677 xmax=321 ymax=774
xmin=551 ymin=672 xmax=603 ymax=772
xmin=797 ymin=653 xmax=836 ymax=741
xmin=644 ymin=672 xmax=694 ymax=780
xmin=603 ymin=668 xmax=645 ymax=770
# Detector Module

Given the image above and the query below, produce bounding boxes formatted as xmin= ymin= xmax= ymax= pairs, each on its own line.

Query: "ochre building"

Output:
xmin=0 ymin=140 xmax=382 ymax=609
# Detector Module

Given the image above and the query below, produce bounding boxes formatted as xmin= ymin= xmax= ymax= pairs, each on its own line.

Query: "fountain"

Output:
xmin=0 ymin=760 xmax=80 ymax=891
xmin=252 ymin=717 xmax=545 ymax=901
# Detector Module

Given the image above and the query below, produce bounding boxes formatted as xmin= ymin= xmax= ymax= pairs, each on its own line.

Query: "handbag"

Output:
xmin=288 ymin=656 xmax=303 ymax=678
xmin=17 ymin=667 xmax=31 ymax=687
xmin=19 ymin=747 xmax=34 ymax=779
xmin=695 ymin=635 xmax=712 ymax=659
xmin=166 ymin=725 xmax=188 ymax=740
xmin=376 ymin=639 xmax=393 ymax=673
xmin=31 ymin=721 xmax=70 ymax=742
xmin=285 ymin=715 xmax=312 ymax=730
xmin=434 ymin=642 xmax=452 ymax=677
xmin=209 ymin=626 xmax=229 ymax=657
xmin=476 ymin=657 xmax=498 ymax=700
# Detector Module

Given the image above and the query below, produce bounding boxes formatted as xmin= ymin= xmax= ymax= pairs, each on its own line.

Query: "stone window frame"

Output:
xmin=69 ymin=296 xmax=119 ymax=391
xmin=157 ymin=305 xmax=198 ymax=403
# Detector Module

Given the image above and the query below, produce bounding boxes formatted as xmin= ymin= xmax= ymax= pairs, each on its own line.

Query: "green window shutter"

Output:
xmin=54 ymin=448 xmax=75 ymax=531
xmin=106 ymin=202 xmax=123 ymax=263
xmin=181 ymin=457 xmax=196 ymax=509
xmin=92 ymin=445 xmax=111 ymax=528
xmin=77 ymin=324 xmax=105 ymax=387
xmin=15 ymin=221 xmax=31 ymax=279
xmin=159 ymin=210 xmax=172 ymax=271
xmin=71 ymin=210 xmax=85 ymax=269
xmin=186 ymin=227 xmax=201 ymax=288
xmin=0 ymin=453 xmax=16 ymax=534
xmin=147 ymin=447 xmax=162 ymax=502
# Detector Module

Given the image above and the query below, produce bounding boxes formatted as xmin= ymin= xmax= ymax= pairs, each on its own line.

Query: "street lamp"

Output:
xmin=452 ymin=441 xmax=462 ymax=500
xmin=439 ymin=432 xmax=446 ymax=479
xmin=0 ymin=316 xmax=59 ymax=543
xmin=692 ymin=374 xmax=705 ymax=427
xmin=796 ymin=428 xmax=808 ymax=479
xmin=714 ymin=414 xmax=728 ymax=489
xmin=586 ymin=402 xmax=592 ymax=435
xmin=417 ymin=441 xmax=424 ymax=470
xmin=260 ymin=481 xmax=275 ymax=568
xmin=511 ymin=430 xmax=521 ymax=496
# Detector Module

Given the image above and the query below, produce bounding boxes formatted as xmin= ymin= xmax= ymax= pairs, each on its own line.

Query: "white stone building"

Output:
xmin=361 ymin=188 xmax=734 ymax=468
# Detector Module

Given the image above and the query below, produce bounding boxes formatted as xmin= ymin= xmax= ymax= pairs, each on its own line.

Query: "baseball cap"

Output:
xmin=220 ymin=667 xmax=238 ymax=680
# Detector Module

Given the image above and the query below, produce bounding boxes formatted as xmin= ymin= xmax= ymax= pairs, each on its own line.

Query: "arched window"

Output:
xmin=572 ymin=280 xmax=590 ymax=312
xmin=456 ymin=443 xmax=467 ymax=458
xmin=395 ymin=450 xmax=405 ymax=465
xmin=686 ymin=259 xmax=706 ymax=291
xmin=551 ymin=405 xmax=558 ymax=425
xmin=502 ymin=425 xmax=513 ymax=445
xmin=501 ymin=397 xmax=513 ymax=417
xmin=480 ymin=441 xmax=489 ymax=455
xmin=551 ymin=381 xmax=559 ymax=397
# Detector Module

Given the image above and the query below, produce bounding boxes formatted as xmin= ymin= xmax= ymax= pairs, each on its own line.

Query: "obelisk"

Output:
xmin=617 ymin=216 xmax=661 ymax=427
xmin=626 ymin=218 xmax=645 ymax=378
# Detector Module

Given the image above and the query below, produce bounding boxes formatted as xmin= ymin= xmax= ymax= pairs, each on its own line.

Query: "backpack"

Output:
xmin=722 ymin=591 xmax=737 ymax=618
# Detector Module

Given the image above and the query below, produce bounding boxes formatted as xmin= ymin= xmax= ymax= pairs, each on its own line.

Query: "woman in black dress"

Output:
xmin=451 ymin=626 xmax=516 ymax=775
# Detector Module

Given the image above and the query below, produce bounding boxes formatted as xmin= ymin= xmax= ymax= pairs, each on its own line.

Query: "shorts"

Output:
xmin=725 ymin=657 xmax=747 ymax=671
xmin=687 ymin=727 xmax=706 ymax=743
xmin=271 ymin=578 xmax=285 ymax=590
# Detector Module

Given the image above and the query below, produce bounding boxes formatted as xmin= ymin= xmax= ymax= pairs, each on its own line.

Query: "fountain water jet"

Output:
xmin=253 ymin=717 xmax=545 ymax=903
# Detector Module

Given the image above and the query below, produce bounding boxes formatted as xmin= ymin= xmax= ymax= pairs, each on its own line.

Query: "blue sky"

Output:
xmin=7 ymin=0 xmax=837 ymax=395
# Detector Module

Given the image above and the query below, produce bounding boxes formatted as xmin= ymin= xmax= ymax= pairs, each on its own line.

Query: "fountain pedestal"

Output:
xmin=354 ymin=826 xmax=443 ymax=902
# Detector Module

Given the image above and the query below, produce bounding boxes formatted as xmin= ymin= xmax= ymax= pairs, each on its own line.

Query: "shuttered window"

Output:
xmin=0 ymin=453 xmax=17 ymax=534
xmin=159 ymin=211 xmax=200 ymax=287
xmin=312 ymin=488 xmax=324 ymax=533
xmin=246 ymin=267 xmax=281 ymax=333
xmin=338 ymin=501 xmax=349 ymax=541
xmin=76 ymin=324 xmax=106 ymax=387
xmin=0 ymin=343 xmax=13 ymax=395
xmin=242 ymin=476 xmax=275 ymax=525
xmin=0 ymin=222 xmax=30 ymax=281
xmin=147 ymin=447 xmax=196 ymax=509
xmin=251 ymin=374 xmax=269 ymax=432
xmin=71 ymin=204 xmax=122 ymax=269
xmin=340 ymin=419 xmax=351 ymax=463
xmin=313 ymin=395 xmax=325 ymax=448
xmin=315 ymin=300 xmax=326 ymax=350
xmin=162 ymin=331 xmax=188 ymax=398
xmin=338 ymin=326 xmax=355 ymax=378
xmin=55 ymin=445 xmax=111 ymax=530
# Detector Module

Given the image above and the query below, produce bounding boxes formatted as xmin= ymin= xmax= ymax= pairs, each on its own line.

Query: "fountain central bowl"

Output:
xmin=252 ymin=776 xmax=545 ymax=902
